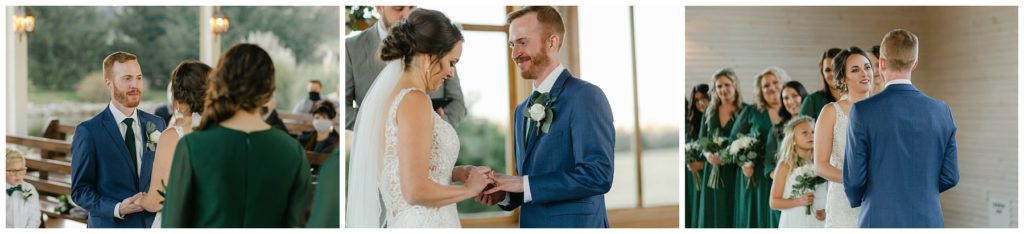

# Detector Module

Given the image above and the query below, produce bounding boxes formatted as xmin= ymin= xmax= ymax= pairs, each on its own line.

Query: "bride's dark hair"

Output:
xmin=379 ymin=8 xmax=463 ymax=70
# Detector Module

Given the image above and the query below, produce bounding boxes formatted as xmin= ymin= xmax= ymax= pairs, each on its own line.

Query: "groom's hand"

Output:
xmin=118 ymin=192 xmax=146 ymax=216
xmin=484 ymin=173 xmax=523 ymax=194
xmin=474 ymin=184 xmax=505 ymax=206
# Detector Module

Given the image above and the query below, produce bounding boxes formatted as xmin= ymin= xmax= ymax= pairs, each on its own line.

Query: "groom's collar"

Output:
xmin=884 ymin=78 xmax=913 ymax=89
xmin=108 ymin=101 xmax=139 ymax=124
xmin=375 ymin=21 xmax=388 ymax=41
xmin=532 ymin=64 xmax=565 ymax=93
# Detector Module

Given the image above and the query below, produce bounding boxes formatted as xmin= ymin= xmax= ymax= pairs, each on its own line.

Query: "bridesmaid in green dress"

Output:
xmin=730 ymin=66 xmax=786 ymax=228
xmin=685 ymin=84 xmax=710 ymax=228
xmin=798 ymin=48 xmax=843 ymax=119
xmin=696 ymin=69 xmax=745 ymax=228
xmin=763 ymin=80 xmax=808 ymax=227
xmin=163 ymin=44 xmax=312 ymax=228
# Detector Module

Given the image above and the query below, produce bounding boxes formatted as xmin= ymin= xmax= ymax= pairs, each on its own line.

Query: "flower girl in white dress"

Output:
xmin=770 ymin=116 xmax=826 ymax=228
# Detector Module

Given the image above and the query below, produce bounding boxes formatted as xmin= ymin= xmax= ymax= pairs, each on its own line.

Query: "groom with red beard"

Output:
xmin=71 ymin=51 xmax=165 ymax=228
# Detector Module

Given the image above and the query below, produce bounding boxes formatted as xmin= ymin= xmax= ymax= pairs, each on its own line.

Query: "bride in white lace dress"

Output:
xmin=812 ymin=47 xmax=874 ymax=228
xmin=347 ymin=8 xmax=494 ymax=228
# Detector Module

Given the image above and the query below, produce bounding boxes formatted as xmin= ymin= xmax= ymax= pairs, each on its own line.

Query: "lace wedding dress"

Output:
xmin=824 ymin=102 xmax=861 ymax=228
xmin=379 ymin=88 xmax=462 ymax=228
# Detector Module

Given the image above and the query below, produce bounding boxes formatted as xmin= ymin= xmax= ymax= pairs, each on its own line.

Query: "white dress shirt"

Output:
xmin=884 ymin=78 xmax=913 ymax=89
xmin=499 ymin=64 xmax=566 ymax=206
xmin=108 ymin=101 xmax=143 ymax=219
xmin=377 ymin=20 xmax=389 ymax=41
xmin=6 ymin=182 xmax=42 ymax=228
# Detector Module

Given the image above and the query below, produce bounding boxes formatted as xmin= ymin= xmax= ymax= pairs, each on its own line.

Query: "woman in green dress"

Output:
xmin=798 ymin=48 xmax=843 ymax=119
xmin=730 ymin=66 xmax=786 ymax=228
xmin=685 ymin=83 xmax=710 ymax=228
xmin=162 ymin=44 xmax=312 ymax=228
xmin=696 ymin=68 xmax=745 ymax=228
xmin=763 ymin=80 xmax=808 ymax=227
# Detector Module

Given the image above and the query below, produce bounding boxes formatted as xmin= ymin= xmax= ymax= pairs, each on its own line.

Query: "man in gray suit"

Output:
xmin=346 ymin=6 xmax=466 ymax=130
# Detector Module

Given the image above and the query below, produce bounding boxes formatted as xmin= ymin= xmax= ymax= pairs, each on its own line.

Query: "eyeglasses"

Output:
xmin=6 ymin=168 xmax=27 ymax=175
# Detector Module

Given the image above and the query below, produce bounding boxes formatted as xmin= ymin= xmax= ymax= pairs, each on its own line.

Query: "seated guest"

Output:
xmin=7 ymin=147 xmax=41 ymax=228
xmin=298 ymin=101 xmax=340 ymax=154
xmin=292 ymin=80 xmax=323 ymax=115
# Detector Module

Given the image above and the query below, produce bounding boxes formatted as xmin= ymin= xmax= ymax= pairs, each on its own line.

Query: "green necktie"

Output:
xmin=123 ymin=118 xmax=137 ymax=169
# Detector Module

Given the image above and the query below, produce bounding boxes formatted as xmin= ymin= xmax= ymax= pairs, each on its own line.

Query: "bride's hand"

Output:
xmin=465 ymin=168 xmax=494 ymax=194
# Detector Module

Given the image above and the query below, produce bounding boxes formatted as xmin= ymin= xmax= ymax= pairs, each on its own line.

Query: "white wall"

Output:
xmin=685 ymin=6 xmax=1017 ymax=228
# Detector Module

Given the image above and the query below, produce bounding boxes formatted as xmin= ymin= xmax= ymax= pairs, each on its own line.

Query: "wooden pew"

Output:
xmin=42 ymin=118 xmax=76 ymax=142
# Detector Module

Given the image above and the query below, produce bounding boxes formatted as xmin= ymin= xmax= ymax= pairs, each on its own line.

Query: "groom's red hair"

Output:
xmin=102 ymin=51 xmax=138 ymax=81
xmin=508 ymin=6 xmax=566 ymax=49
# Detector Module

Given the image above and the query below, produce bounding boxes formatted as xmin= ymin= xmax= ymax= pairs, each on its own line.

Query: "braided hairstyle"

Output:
xmin=170 ymin=60 xmax=211 ymax=114
xmin=379 ymin=8 xmax=464 ymax=70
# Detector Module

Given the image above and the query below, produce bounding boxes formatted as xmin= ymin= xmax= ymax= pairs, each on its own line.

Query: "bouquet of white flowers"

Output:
xmin=684 ymin=142 xmax=703 ymax=191
xmin=789 ymin=164 xmax=826 ymax=215
xmin=721 ymin=132 xmax=762 ymax=189
xmin=697 ymin=134 xmax=728 ymax=189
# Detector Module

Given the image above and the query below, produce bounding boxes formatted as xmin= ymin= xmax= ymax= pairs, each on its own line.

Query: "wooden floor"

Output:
xmin=461 ymin=205 xmax=679 ymax=228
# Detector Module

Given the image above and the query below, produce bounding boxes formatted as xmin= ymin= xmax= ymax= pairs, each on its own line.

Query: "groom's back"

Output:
xmin=853 ymin=84 xmax=957 ymax=226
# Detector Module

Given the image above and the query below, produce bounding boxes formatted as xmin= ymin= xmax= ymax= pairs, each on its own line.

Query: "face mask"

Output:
xmin=309 ymin=92 xmax=321 ymax=101
xmin=313 ymin=119 xmax=332 ymax=133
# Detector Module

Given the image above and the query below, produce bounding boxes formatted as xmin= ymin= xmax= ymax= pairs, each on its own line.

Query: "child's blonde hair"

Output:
xmin=7 ymin=147 xmax=26 ymax=165
xmin=777 ymin=116 xmax=815 ymax=171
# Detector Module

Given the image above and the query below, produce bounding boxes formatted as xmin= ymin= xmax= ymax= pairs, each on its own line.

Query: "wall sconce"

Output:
xmin=210 ymin=7 xmax=229 ymax=35
xmin=14 ymin=6 xmax=35 ymax=39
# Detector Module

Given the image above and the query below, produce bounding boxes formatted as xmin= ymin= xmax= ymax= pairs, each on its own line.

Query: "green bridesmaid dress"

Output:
xmin=685 ymin=122 xmax=702 ymax=228
xmin=695 ymin=103 xmax=745 ymax=228
xmin=162 ymin=124 xmax=312 ymax=228
xmin=729 ymin=105 xmax=777 ymax=228
xmin=763 ymin=126 xmax=783 ymax=228
xmin=307 ymin=150 xmax=340 ymax=228
xmin=798 ymin=90 xmax=833 ymax=120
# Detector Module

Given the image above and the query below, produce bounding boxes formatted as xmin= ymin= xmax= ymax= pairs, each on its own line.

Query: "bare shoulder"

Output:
xmin=396 ymin=89 xmax=433 ymax=125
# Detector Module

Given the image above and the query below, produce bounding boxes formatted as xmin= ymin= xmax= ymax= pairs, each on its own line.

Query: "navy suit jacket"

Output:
xmin=71 ymin=106 xmax=164 ymax=228
xmin=499 ymin=70 xmax=615 ymax=228
xmin=843 ymin=83 xmax=959 ymax=228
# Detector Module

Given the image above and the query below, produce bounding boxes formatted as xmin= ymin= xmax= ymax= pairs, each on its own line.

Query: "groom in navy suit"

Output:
xmin=844 ymin=29 xmax=959 ymax=228
xmin=71 ymin=52 xmax=164 ymax=228
xmin=477 ymin=6 xmax=614 ymax=228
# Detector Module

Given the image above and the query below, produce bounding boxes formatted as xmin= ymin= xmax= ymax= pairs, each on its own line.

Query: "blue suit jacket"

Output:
xmin=843 ymin=83 xmax=959 ymax=228
xmin=71 ymin=106 xmax=164 ymax=228
xmin=499 ymin=70 xmax=615 ymax=228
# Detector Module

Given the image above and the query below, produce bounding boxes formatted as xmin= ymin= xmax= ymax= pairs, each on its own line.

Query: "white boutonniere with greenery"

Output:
xmin=145 ymin=121 xmax=161 ymax=151
xmin=524 ymin=92 xmax=557 ymax=135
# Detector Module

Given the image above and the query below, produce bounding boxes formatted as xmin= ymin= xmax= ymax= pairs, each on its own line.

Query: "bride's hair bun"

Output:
xmin=378 ymin=8 xmax=463 ymax=69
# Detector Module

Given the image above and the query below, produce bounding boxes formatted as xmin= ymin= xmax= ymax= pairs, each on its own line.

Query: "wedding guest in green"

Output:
xmin=685 ymin=83 xmax=710 ymax=228
xmin=763 ymin=80 xmax=809 ymax=227
xmin=798 ymin=48 xmax=843 ymax=119
xmin=696 ymin=68 xmax=745 ymax=228
xmin=162 ymin=44 xmax=312 ymax=228
xmin=730 ymin=66 xmax=786 ymax=228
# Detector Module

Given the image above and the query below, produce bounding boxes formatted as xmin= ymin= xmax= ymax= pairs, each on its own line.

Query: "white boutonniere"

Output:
xmin=22 ymin=188 xmax=33 ymax=201
xmin=146 ymin=121 xmax=161 ymax=151
xmin=523 ymin=92 xmax=556 ymax=135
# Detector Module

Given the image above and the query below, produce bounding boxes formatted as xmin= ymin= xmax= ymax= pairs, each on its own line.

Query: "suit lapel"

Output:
xmin=514 ymin=103 xmax=527 ymax=175
xmin=100 ymin=106 xmax=140 ymax=185
xmin=138 ymin=114 xmax=152 ymax=190
xmin=522 ymin=70 xmax=574 ymax=171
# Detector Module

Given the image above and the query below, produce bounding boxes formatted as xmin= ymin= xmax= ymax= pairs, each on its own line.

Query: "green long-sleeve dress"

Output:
xmin=729 ymin=105 xmax=778 ymax=228
xmin=695 ymin=103 xmax=746 ymax=228
xmin=685 ymin=120 xmax=702 ymax=228
xmin=763 ymin=125 xmax=783 ymax=228
xmin=162 ymin=124 xmax=312 ymax=228
xmin=798 ymin=90 xmax=833 ymax=120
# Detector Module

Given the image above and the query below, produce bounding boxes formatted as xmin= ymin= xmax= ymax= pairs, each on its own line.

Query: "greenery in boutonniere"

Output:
xmin=524 ymin=92 xmax=557 ymax=135
xmin=146 ymin=121 xmax=161 ymax=151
